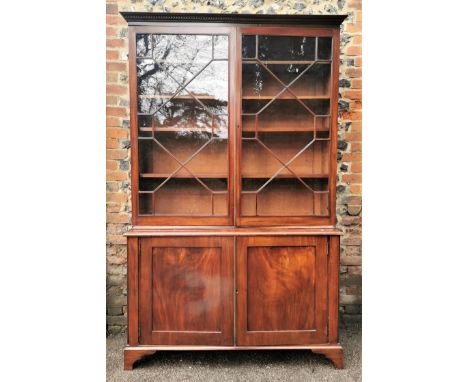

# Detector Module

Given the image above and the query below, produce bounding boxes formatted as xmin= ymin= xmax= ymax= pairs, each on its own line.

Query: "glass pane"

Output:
xmin=318 ymin=37 xmax=332 ymax=60
xmin=241 ymin=33 xmax=332 ymax=218
xmin=242 ymin=35 xmax=256 ymax=59
xmin=136 ymin=33 xmax=229 ymax=217
xmin=258 ymin=35 xmax=315 ymax=61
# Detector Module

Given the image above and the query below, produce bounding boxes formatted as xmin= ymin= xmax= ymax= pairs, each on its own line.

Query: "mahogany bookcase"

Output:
xmin=120 ymin=12 xmax=346 ymax=370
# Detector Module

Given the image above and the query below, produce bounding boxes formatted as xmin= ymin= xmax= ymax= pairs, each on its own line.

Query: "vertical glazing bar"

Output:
xmin=255 ymin=193 xmax=258 ymax=216
xmin=211 ymin=193 xmax=214 ymax=216
xmin=315 ymin=37 xmax=319 ymax=61
xmin=255 ymin=114 xmax=258 ymax=139
xmin=255 ymin=35 xmax=258 ymax=59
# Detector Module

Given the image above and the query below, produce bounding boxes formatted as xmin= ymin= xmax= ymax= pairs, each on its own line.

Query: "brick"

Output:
xmin=348 ymin=0 xmax=362 ymax=9
xmin=341 ymin=295 xmax=361 ymax=304
xmin=107 ymin=255 xmax=127 ymax=265
xmin=350 ymin=141 xmax=361 ymax=152
xmin=106 ymin=3 xmax=118 ymax=14
xmin=340 ymin=216 xmax=360 ymax=226
xmin=350 ymin=184 xmax=362 ymax=194
xmin=106 ymin=117 xmax=121 ymax=127
xmin=351 ymin=79 xmax=362 ymax=89
xmin=345 ymin=68 xmax=362 ymax=78
xmin=342 ymin=174 xmax=362 ymax=184
xmin=106 ymin=95 xmax=118 ymax=106
xmin=351 ymin=162 xmax=362 ymax=173
xmin=345 ymin=246 xmax=362 ymax=256
xmin=107 ymin=62 xmax=126 ymax=72
xmin=106 ymin=213 xmax=130 ymax=223
xmin=106 ymin=15 xmax=124 ymax=26
xmin=107 ymin=160 xmax=118 ymax=170
xmin=355 ymin=10 xmax=362 ymax=22
xmin=342 ymin=90 xmax=362 ymax=101
xmin=107 ymin=72 xmax=118 ymax=83
xmin=107 ymin=39 xmax=125 ymax=48
xmin=341 ymin=256 xmax=362 ymax=266
xmin=107 ymin=149 xmax=128 ymax=160
xmin=107 ymin=316 xmax=127 ymax=326
xmin=341 ymin=111 xmax=362 ymax=121
xmin=345 ymin=22 xmax=361 ymax=33
xmin=346 ymin=45 xmax=361 ymax=56
xmin=348 ymin=266 xmax=362 ymax=276
xmin=107 ymin=171 xmax=128 ymax=181
xmin=107 ymin=84 xmax=127 ymax=96
xmin=107 ymin=306 xmax=122 ymax=316
xmin=354 ymin=57 xmax=362 ymax=67
xmin=106 ymin=203 xmax=121 ymax=213
xmin=106 ymin=137 xmax=119 ymax=149
xmin=107 ymin=234 xmax=128 ymax=245
xmin=107 ymin=127 xmax=129 ymax=139
xmin=342 ymin=153 xmax=361 ymax=162
xmin=352 ymin=35 xmax=362 ymax=45
xmin=106 ymin=50 xmax=119 ymax=60
xmin=108 ymin=274 xmax=126 ymax=286
xmin=342 ymin=236 xmax=361 ymax=246
xmin=107 ymin=192 xmax=128 ymax=203
xmin=106 ymin=106 xmax=127 ymax=117
xmin=106 ymin=27 xmax=118 ymax=37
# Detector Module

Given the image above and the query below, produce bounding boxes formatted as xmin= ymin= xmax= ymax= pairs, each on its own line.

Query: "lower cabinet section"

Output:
xmin=125 ymin=232 xmax=342 ymax=370
xmin=138 ymin=237 xmax=234 ymax=346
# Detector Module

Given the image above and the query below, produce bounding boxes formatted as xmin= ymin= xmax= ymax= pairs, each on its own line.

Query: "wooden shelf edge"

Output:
xmin=139 ymin=173 xmax=329 ymax=179
xmin=140 ymin=173 xmax=228 ymax=179
xmin=124 ymin=226 xmax=343 ymax=237
xmin=242 ymin=95 xmax=330 ymax=100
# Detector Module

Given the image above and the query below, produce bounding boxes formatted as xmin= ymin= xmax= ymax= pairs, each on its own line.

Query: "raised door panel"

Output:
xmin=139 ymin=237 xmax=234 ymax=345
xmin=236 ymin=236 xmax=328 ymax=346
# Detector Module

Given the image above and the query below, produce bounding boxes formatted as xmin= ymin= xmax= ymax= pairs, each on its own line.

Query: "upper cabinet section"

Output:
xmin=123 ymin=14 xmax=345 ymax=227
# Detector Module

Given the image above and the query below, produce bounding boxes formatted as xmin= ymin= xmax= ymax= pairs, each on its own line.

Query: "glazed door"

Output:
xmin=139 ymin=237 xmax=234 ymax=345
xmin=236 ymin=236 xmax=328 ymax=345
xmin=130 ymin=26 xmax=236 ymax=226
xmin=236 ymin=27 xmax=339 ymax=226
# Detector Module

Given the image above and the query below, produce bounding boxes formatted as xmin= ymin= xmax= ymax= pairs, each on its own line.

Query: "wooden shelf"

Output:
xmin=242 ymin=126 xmax=329 ymax=133
xmin=140 ymin=173 xmax=228 ymax=179
xmin=139 ymin=127 xmax=225 ymax=133
xmin=242 ymin=95 xmax=329 ymax=100
xmin=242 ymin=173 xmax=329 ymax=179
xmin=139 ymin=94 xmax=223 ymax=100
xmin=140 ymin=173 xmax=328 ymax=179
xmin=242 ymin=60 xmax=331 ymax=65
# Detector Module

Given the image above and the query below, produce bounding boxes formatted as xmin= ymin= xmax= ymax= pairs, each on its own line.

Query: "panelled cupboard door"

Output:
xmin=139 ymin=237 xmax=234 ymax=345
xmin=236 ymin=236 xmax=328 ymax=346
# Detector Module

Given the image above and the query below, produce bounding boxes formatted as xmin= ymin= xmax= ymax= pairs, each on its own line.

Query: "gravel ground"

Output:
xmin=106 ymin=323 xmax=361 ymax=381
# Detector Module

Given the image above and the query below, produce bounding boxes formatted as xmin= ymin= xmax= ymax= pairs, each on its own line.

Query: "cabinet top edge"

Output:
xmin=124 ymin=226 xmax=343 ymax=237
xmin=120 ymin=12 xmax=347 ymax=26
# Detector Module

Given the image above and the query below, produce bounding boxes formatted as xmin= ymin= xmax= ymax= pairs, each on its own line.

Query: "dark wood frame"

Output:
xmin=121 ymin=11 xmax=346 ymax=371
